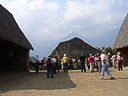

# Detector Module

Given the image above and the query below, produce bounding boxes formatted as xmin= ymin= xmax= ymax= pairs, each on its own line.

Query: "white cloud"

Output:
xmin=63 ymin=0 xmax=128 ymax=38
xmin=3 ymin=0 xmax=60 ymax=42
xmin=1 ymin=0 xmax=128 ymax=56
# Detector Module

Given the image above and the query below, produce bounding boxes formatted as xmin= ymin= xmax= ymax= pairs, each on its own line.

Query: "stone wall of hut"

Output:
xmin=0 ymin=40 xmax=29 ymax=71
xmin=13 ymin=46 xmax=29 ymax=71
xmin=117 ymin=47 xmax=128 ymax=66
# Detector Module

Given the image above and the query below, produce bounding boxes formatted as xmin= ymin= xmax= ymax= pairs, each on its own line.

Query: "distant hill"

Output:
xmin=51 ymin=37 xmax=101 ymax=59
xmin=58 ymin=30 xmax=94 ymax=46
xmin=93 ymin=28 xmax=120 ymax=47
xmin=42 ymin=31 xmax=94 ymax=56
xmin=30 ymin=29 xmax=119 ymax=58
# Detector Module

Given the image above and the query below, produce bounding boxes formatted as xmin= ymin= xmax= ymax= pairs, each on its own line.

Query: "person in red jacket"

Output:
xmin=88 ymin=54 xmax=94 ymax=72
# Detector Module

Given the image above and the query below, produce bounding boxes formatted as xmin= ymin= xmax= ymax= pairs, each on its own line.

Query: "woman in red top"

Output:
xmin=118 ymin=54 xmax=123 ymax=71
xmin=96 ymin=53 xmax=101 ymax=73
xmin=88 ymin=54 xmax=94 ymax=72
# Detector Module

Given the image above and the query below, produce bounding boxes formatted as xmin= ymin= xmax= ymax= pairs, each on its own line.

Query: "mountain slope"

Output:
xmin=94 ymin=28 xmax=120 ymax=47
xmin=46 ymin=31 xmax=94 ymax=56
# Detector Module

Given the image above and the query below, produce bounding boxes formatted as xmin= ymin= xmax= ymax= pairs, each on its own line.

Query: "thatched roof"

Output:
xmin=51 ymin=37 xmax=101 ymax=59
xmin=0 ymin=4 xmax=33 ymax=50
xmin=113 ymin=13 xmax=128 ymax=49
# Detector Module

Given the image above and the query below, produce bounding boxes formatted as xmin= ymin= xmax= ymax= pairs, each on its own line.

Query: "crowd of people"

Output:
xmin=34 ymin=50 xmax=123 ymax=79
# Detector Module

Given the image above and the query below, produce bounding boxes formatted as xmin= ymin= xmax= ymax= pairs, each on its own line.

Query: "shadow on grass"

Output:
xmin=0 ymin=71 xmax=76 ymax=94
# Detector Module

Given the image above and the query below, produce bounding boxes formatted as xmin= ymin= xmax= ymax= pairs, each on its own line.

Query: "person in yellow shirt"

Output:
xmin=61 ymin=58 xmax=64 ymax=70
xmin=63 ymin=54 xmax=68 ymax=73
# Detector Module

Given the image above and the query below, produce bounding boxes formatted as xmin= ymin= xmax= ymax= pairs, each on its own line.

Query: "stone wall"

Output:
xmin=0 ymin=40 xmax=29 ymax=71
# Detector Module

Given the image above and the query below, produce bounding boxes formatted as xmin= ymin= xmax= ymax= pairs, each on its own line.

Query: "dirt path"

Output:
xmin=0 ymin=67 xmax=128 ymax=96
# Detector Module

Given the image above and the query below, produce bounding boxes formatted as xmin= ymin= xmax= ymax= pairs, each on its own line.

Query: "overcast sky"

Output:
xmin=1 ymin=0 xmax=128 ymax=55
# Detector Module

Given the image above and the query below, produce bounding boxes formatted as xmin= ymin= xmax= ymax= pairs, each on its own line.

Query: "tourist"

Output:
xmin=63 ymin=54 xmax=68 ymax=73
xmin=88 ymin=54 xmax=94 ymax=72
xmin=117 ymin=54 xmax=123 ymax=71
xmin=52 ymin=56 xmax=57 ymax=74
xmin=111 ymin=54 xmax=116 ymax=69
xmin=68 ymin=56 xmax=73 ymax=70
xmin=55 ymin=55 xmax=59 ymax=72
xmin=72 ymin=58 xmax=77 ymax=69
xmin=40 ymin=57 xmax=45 ymax=70
xmin=61 ymin=57 xmax=64 ymax=70
xmin=79 ymin=53 xmax=86 ymax=73
xmin=35 ymin=55 xmax=39 ymax=73
xmin=46 ymin=55 xmax=53 ymax=78
xmin=101 ymin=50 xmax=115 ymax=80
xmin=96 ymin=53 xmax=101 ymax=73
xmin=108 ymin=53 xmax=111 ymax=67
xmin=94 ymin=54 xmax=98 ymax=72
xmin=58 ymin=59 xmax=61 ymax=71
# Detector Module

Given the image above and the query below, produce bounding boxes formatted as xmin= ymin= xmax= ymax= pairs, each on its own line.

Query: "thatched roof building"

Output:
xmin=0 ymin=4 xmax=33 ymax=50
xmin=113 ymin=13 xmax=128 ymax=66
xmin=0 ymin=4 xmax=33 ymax=71
xmin=51 ymin=37 xmax=101 ymax=59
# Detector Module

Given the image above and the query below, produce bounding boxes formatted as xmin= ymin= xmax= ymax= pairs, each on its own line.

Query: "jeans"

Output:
xmin=47 ymin=65 xmax=53 ymax=78
xmin=73 ymin=62 xmax=77 ymax=69
xmin=69 ymin=61 xmax=72 ymax=69
xmin=61 ymin=63 xmax=63 ymax=70
xmin=101 ymin=63 xmax=112 ymax=79
xmin=64 ymin=63 xmax=68 ymax=73
xmin=36 ymin=62 xmax=39 ymax=73
xmin=53 ymin=65 xmax=56 ymax=74
xmin=90 ymin=63 xmax=93 ymax=72
xmin=113 ymin=59 xmax=115 ymax=68
xmin=80 ymin=61 xmax=86 ymax=72
xmin=118 ymin=62 xmax=122 ymax=71
xmin=97 ymin=61 xmax=101 ymax=73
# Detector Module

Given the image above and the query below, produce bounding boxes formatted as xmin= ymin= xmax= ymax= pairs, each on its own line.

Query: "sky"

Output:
xmin=1 ymin=0 xmax=128 ymax=57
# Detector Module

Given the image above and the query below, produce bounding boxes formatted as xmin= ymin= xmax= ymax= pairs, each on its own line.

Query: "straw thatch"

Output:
xmin=51 ymin=37 xmax=101 ymax=59
xmin=0 ymin=4 xmax=33 ymax=50
xmin=113 ymin=13 xmax=128 ymax=49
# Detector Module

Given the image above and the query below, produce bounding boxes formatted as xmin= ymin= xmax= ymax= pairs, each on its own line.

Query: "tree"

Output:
xmin=96 ymin=46 xmax=117 ymax=55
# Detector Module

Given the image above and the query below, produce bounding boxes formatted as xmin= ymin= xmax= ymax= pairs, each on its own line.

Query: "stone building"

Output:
xmin=0 ymin=4 xmax=33 ymax=71
xmin=113 ymin=13 xmax=128 ymax=66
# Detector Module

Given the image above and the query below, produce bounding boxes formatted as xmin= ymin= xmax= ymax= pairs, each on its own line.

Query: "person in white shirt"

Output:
xmin=101 ymin=50 xmax=115 ymax=80
xmin=51 ymin=56 xmax=56 ymax=74
xmin=111 ymin=54 xmax=116 ymax=68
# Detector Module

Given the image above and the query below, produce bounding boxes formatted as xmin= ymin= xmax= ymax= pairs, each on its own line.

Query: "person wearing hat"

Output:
xmin=88 ymin=54 xmax=94 ymax=72
xmin=63 ymin=54 xmax=68 ymax=73
xmin=55 ymin=55 xmax=59 ymax=72
xmin=101 ymin=50 xmax=115 ymax=80
xmin=51 ymin=55 xmax=57 ymax=74
xmin=47 ymin=55 xmax=54 ymax=78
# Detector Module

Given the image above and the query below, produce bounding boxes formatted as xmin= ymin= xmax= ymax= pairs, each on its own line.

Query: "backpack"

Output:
xmin=47 ymin=59 xmax=51 ymax=65
xmin=64 ymin=58 xmax=68 ymax=63
xmin=118 ymin=56 xmax=122 ymax=62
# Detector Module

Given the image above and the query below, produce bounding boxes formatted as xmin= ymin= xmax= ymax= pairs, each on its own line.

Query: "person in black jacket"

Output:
xmin=79 ymin=53 xmax=87 ymax=73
